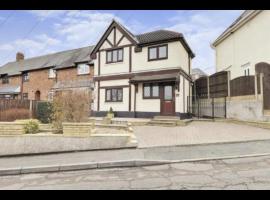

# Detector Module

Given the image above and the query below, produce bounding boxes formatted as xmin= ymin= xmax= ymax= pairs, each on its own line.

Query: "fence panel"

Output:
xmin=0 ymin=99 xmax=37 ymax=121
xmin=194 ymin=77 xmax=208 ymax=98
xmin=230 ymin=76 xmax=255 ymax=97
xmin=209 ymin=71 xmax=228 ymax=98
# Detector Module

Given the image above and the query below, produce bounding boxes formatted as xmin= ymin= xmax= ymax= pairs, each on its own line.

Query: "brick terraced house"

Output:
xmin=91 ymin=20 xmax=195 ymax=118
xmin=0 ymin=46 xmax=94 ymax=100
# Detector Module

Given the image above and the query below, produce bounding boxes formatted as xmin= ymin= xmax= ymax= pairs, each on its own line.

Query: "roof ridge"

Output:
xmin=136 ymin=29 xmax=182 ymax=37
xmin=6 ymin=45 xmax=95 ymax=65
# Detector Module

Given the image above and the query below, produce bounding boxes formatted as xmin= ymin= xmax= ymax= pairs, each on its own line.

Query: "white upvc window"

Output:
xmin=242 ymin=63 xmax=250 ymax=76
xmin=48 ymin=68 xmax=56 ymax=78
xmin=77 ymin=63 xmax=90 ymax=75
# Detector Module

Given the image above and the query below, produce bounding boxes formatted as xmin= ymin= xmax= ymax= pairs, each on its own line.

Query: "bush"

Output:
xmin=23 ymin=119 xmax=40 ymax=134
xmin=51 ymin=90 xmax=91 ymax=133
xmin=2 ymin=108 xmax=30 ymax=121
xmin=36 ymin=101 xmax=53 ymax=124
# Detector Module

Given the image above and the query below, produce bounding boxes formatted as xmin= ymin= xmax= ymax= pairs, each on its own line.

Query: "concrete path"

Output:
xmin=2 ymin=155 xmax=270 ymax=189
xmin=134 ymin=121 xmax=270 ymax=148
xmin=2 ymin=139 xmax=270 ymax=175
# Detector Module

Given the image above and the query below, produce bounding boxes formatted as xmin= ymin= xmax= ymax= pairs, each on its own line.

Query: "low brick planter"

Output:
xmin=0 ymin=122 xmax=25 ymax=135
xmin=62 ymin=122 xmax=96 ymax=137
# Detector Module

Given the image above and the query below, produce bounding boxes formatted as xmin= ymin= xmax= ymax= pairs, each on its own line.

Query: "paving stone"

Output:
xmin=130 ymin=177 xmax=171 ymax=189
xmin=142 ymin=164 xmax=170 ymax=171
xmin=170 ymin=162 xmax=214 ymax=171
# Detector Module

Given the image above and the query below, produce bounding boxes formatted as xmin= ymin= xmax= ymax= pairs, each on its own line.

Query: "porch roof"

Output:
xmin=0 ymin=85 xmax=20 ymax=94
xmin=130 ymin=73 xmax=180 ymax=83
xmin=51 ymin=79 xmax=94 ymax=91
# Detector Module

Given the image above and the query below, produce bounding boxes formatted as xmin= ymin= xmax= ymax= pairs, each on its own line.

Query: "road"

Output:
xmin=1 ymin=155 xmax=270 ymax=190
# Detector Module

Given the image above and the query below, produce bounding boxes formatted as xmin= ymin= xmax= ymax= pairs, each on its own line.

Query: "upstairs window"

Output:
xmin=77 ymin=63 xmax=90 ymax=75
xmin=2 ymin=75 xmax=9 ymax=84
xmin=148 ymin=44 xmax=168 ymax=61
xmin=48 ymin=68 xmax=56 ymax=78
xmin=22 ymin=72 xmax=29 ymax=82
xmin=106 ymin=48 xmax=123 ymax=63
xmin=242 ymin=63 xmax=250 ymax=76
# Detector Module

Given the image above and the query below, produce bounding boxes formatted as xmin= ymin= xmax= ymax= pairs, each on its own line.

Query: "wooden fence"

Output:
xmin=194 ymin=71 xmax=261 ymax=98
xmin=0 ymin=99 xmax=37 ymax=121
xmin=230 ymin=75 xmax=261 ymax=97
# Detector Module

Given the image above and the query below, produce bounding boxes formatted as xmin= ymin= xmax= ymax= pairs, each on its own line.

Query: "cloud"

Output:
xmin=27 ymin=10 xmax=67 ymax=20
xmin=0 ymin=34 xmax=61 ymax=63
xmin=165 ymin=10 xmax=243 ymax=74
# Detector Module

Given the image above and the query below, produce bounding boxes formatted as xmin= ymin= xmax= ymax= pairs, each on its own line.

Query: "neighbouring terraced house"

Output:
xmin=90 ymin=20 xmax=194 ymax=118
xmin=0 ymin=46 xmax=94 ymax=100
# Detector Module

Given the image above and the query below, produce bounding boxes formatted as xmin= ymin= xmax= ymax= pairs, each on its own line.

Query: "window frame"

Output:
xmin=48 ymin=68 xmax=56 ymax=78
xmin=22 ymin=72 xmax=29 ymax=82
xmin=105 ymin=88 xmax=123 ymax=102
xmin=22 ymin=93 xmax=28 ymax=100
xmin=77 ymin=63 xmax=90 ymax=75
xmin=148 ymin=44 xmax=168 ymax=61
xmin=143 ymin=83 xmax=160 ymax=99
xmin=106 ymin=48 xmax=124 ymax=64
xmin=2 ymin=75 xmax=9 ymax=84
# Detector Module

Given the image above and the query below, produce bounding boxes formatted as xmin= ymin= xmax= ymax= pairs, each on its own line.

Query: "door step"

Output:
xmin=153 ymin=116 xmax=180 ymax=120
xmin=148 ymin=120 xmax=178 ymax=127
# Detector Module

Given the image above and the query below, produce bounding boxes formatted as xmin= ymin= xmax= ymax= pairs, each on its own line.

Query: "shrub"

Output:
xmin=23 ymin=119 xmax=40 ymax=134
xmin=51 ymin=90 xmax=91 ymax=133
xmin=2 ymin=108 xmax=30 ymax=121
xmin=36 ymin=101 xmax=53 ymax=124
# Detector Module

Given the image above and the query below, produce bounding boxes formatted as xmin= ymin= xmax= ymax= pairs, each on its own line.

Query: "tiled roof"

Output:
xmin=0 ymin=85 xmax=20 ymax=94
xmin=136 ymin=30 xmax=183 ymax=44
xmin=0 ymin=45 xmax=95 ymax=76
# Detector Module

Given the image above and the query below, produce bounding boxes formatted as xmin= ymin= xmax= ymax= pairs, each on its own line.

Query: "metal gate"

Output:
xmin=188 ymin=96 xmax=227 ymax=119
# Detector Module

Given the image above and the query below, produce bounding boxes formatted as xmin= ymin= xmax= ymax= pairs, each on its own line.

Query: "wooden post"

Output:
xmin=255 ymin=73 xmax=258 ymax=100
xmin=227 ymin=71 xmax=231 ymax=97
xmin=29 ymin=100 xmax=33 ymax=119
xmin=260 ymin=73 xmax=264 ymax=101
xmin=207 ymin=76 xmax=210 ymax=99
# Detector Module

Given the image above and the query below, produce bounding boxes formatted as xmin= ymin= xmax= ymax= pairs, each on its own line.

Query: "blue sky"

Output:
xmin=0 ymin=10 xmax=243 ymax=74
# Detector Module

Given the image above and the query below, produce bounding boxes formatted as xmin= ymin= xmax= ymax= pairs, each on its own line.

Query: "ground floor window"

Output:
xmin=22 ymin=93 xmax=28 ymax=100
xmin=105 ymin=88 xmax=123 ymax=102
xmin=143 ymin=83 xmax=160 ymax=99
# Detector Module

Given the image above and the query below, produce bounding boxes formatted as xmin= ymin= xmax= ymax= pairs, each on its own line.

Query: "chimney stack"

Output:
xmin=16 ymin=52 xmax=24 ymax=62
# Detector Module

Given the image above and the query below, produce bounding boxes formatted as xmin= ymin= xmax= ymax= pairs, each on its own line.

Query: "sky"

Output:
xmin=0 ymin=10 xmax=243 ymax=74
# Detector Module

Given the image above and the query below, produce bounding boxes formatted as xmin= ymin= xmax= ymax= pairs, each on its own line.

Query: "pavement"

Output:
xmin=2 ymin=155 xmax=270 ymax=189
xmin=2 ymin=139 xmax=270 ymax=175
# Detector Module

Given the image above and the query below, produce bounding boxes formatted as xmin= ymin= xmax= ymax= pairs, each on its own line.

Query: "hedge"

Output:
xmin=36 ymin=101 xmax=53 ymax=124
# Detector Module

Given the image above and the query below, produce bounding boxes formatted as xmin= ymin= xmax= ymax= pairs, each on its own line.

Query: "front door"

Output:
xmin=160 ymin=84 xmax=175 ymax=115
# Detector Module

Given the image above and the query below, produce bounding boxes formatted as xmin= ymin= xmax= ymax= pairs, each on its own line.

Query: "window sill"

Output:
xmin=105 ymin=61 xmax=124 ymax=65
xmin=105 ymin=101 xmax=123 ymax=103
xmin=77 ymin=73 xmax=90 ymax=76
xmin=148 ymin=57 xmax=168 ymax=62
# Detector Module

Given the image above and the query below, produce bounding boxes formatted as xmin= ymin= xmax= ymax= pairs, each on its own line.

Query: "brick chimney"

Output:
xmin=16 ymin=52 xmax=24 ymax=62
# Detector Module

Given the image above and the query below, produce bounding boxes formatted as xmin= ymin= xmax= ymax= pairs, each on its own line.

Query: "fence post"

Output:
xmin=207 ymin=76 xmax=210 ymax=99
xmin=197 ymin=96 xmax=199 ymax=119
xmin=255 ymin=73 xmax=258 ymax=100
xmin=212 ymin=97 xmax=214 ymax=120
xmin=224 ymin=97 xmax=227 ymax=118
xmin=29 ymin=100 xmax=33 ymax=119
xmin=227 ymin=71 xmax=231 ymax=97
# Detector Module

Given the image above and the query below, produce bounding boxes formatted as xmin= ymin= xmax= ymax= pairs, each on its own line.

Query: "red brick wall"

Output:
xmin=22 ymin=69 xmax=56 ymax=100
xmin=0 ymin=75 xmax=21 ymax=87
xmin=57 ymin=66 xmax=94 ymax=82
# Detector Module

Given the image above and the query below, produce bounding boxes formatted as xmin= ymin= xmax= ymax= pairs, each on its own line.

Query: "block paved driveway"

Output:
xmin=133 ymin=121 xmax=270 ymax=148
xmin=1 ymin=155 xmax=270 ymax=190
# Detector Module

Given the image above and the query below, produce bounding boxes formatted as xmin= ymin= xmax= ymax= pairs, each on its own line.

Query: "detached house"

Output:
xmin=91 ymin=20 xmax=195 ymax=118
xmin=0 ymin=46 xmax=94 ymax=101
